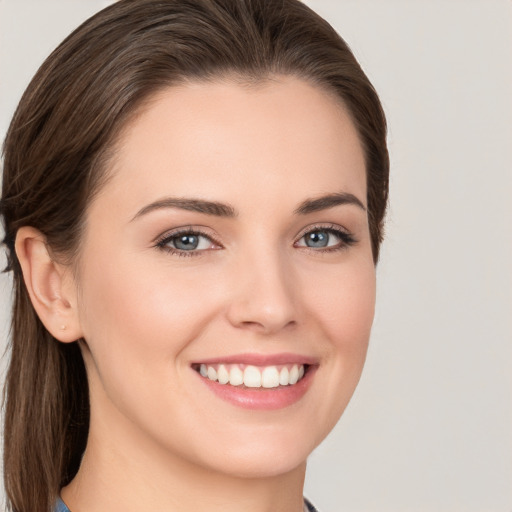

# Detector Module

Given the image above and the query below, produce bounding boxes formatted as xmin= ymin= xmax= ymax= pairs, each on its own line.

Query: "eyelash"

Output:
xmin=155 ymin=224 xmax=357 ymax=257
xmin=155 ymin=227 xmax=221 ymax=257
xmin=294 ymin=224 xmax=357 ymax=253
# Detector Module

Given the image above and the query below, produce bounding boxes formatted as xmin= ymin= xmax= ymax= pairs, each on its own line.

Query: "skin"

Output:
xmin=17 ymin=76 xmax=375 ymax=512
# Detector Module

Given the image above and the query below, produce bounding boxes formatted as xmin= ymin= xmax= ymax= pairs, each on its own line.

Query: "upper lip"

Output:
xmin=192 ymin=352 xmax=319 ymax=366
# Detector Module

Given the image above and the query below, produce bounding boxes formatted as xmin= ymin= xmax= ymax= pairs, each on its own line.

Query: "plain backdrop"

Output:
xmin=1 ymin=1 xmax=511 ymax=511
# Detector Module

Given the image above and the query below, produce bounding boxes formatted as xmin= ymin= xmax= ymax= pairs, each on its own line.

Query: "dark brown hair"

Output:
xmin=1 ymin=1 xmax=389 ymax=510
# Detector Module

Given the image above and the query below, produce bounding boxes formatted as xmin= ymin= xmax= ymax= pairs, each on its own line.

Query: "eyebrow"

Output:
xmin=131 ymin=197 xmax=237 ymax=221
xmin=131 ymin=191 xmax=365 ymax=221
xmin=294 ymin=192 xmax=366 ymax=215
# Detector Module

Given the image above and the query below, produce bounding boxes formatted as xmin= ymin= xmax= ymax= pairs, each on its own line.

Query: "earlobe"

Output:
xmin=15 ymin=226 xmax=83 ymax=343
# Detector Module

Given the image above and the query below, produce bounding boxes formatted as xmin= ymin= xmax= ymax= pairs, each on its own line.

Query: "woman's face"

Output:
xmin=73 ymin=76 xmax=375 ymax=478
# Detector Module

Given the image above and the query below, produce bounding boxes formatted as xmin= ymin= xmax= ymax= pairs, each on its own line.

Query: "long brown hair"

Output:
xmin=1 ymin=1 xmax=389 ymax=510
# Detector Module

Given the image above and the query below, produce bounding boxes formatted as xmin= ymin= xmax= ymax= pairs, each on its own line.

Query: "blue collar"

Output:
xmin=55 ymin=497 xmax=71 ymax=512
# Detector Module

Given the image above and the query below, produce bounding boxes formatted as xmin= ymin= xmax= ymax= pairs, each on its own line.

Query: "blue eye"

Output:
xmin=304 ymin=231 xmax=330 ymax=248
xmin=173 ymin=234 xmax=201 ymax=250
xmin=296 ymin=226 xmax=356 ymax=251
xmin=156 ymin=229 xmax=217 ymax=255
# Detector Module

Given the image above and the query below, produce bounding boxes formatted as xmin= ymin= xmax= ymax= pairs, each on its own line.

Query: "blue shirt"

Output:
xmin=55 ymin=497 xmax=71 ymax=512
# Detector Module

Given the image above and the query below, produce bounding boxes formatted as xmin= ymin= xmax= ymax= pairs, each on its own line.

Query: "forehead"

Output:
xmin=95 ymin=76 xmax=366 ymax=214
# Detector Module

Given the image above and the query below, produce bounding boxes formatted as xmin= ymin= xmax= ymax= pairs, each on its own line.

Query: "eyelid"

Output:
xmin=293 ymin=223 xmax=357 ymax=249
xmin=294 ymin=222 xmax=351 ymax=241
xmin=154 ymin=226 xmax=223 ymax=253
xmin=153 ymin=222 xmax=356 ymax=257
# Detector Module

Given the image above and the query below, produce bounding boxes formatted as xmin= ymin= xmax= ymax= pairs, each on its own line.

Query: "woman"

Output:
xmin=1 ymin=1 xmax=388 ymax=511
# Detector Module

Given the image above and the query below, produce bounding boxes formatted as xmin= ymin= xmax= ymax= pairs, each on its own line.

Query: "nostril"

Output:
xmin=225 ymin=267 xmax=298 ymax=334
xmin=238 ymin=318 xmax=296 ymax=334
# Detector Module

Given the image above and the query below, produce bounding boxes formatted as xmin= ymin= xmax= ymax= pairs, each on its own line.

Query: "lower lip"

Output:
xmin=196 ymin=367 xmax=316 ymax=410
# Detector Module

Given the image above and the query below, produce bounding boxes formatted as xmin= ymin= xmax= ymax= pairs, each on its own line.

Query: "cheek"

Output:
xmin=76 ymin=252 xmax=188 ymax=384
xmin=75 ymin=251 xmax=231 ymax=443
xmin=305 ymin=256 xmax=376 ymax=351
xmin=301 ymin=256 xmax=376 ymax=426
xmin=77 ymin=251 xmax=222 ymax=382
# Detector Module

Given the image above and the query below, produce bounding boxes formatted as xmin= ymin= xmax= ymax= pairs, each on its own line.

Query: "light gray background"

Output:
xmin=1 ymin=1 xmax=511 ymax=511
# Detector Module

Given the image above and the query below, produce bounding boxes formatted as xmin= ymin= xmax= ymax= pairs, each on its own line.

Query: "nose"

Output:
xmin=226 ymin=250 xmax=298 ymax=335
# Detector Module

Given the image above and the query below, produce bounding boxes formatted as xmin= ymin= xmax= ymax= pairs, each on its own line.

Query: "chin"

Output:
xmin=205 ymin=447 xmax=309 ymax=480
xmin=186 ymin=424 xmax=323 ymax=479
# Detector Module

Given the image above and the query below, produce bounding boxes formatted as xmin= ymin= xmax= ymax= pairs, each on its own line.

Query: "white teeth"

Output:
xmin=217 ymin=364 xmax=229 ymax=384
xmin=229 ymin=366 xmax=244 ymax=386
xmin=289 ymin=365 xmax=299 ymax=385
xmin=199 ymin=363 xmax=306 ymax=388
xmin=261 ymin=366 xmax=280 ymax=388
xmin=207 ymin=366 xmax=217 ymax=381
xmin=279 ymin=367 xmax=289 ymax=386
xmin=244 ymin=365 xmax=262 ymax=388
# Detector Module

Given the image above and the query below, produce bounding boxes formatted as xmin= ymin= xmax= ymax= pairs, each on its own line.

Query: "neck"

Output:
xmin=61 ymin=414 xmax=307 ymax=512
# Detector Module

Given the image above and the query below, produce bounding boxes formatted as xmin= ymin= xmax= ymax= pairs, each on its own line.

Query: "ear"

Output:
xmin=15 ymin=226 xmax=83 ymax=343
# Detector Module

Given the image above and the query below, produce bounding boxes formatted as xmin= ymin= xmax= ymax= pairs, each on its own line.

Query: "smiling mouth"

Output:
xmin=192 ymin=363 xmax=309 ymax=388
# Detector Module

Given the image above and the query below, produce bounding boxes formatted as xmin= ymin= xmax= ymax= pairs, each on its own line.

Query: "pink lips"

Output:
xmin=193 ymin=353 xmax=318 ymax=410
